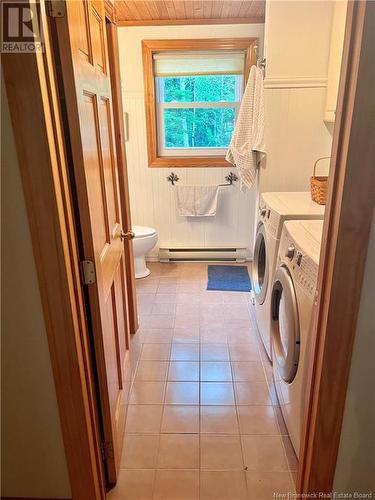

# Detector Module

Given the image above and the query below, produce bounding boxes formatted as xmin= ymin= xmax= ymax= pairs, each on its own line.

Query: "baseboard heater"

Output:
xmin=159 ymin=247 xmax=247 ymax=263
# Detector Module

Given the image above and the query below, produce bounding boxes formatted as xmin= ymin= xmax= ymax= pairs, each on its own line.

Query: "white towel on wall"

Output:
xmin=176 ymin=185 xmax=219 ymax=217
xmin=226 ymin=65 xmax=266 ymax=191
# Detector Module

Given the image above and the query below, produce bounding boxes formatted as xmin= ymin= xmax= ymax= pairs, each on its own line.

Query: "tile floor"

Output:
xmin=109 ymin=262 xmax=297 ymax=500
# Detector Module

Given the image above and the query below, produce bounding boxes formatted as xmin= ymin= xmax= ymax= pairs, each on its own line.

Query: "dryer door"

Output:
xmin=271 ymin=265 xmax=300 ymax=383
xmin=253 ymin=222 xmax=268 ymax=305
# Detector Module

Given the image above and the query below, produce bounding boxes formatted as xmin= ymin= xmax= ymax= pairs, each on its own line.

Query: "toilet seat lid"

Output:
xmin=133 ymin=225 xmax=157 ymax=238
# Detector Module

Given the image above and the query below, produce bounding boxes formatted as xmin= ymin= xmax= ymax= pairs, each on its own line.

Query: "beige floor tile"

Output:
xmin=154 ymin=469 xmax=199 ymax=500
xmin=237 ymin=405 xmax=279 ymax=435
xmin=135 ymin=361 xmax=169 ymax=381
xmin=246 ymin=470 xmax=295 ymax=499
xmin=200 ymin=434 xmax=244 ymax=470
xmin=176 ymin=303 xmax=201 ymax=315
xmin=142 ymin=329 xmax=173 ymax=344
xmin=224 ymin=318 xmax=253 ymax=329
xmin=120 ymin=434 xmax=159 ymax=469
xmin=165 ymin=382 xmax=199 ymax=404
xmin=231 ymin=361 xmax=265 ymax=382
xmin=161 ymin=405 xmax=199 ymax=433
xmin=107 ymin=469 xmax=155 ymax=499
xmin=171 ymin=343 xmax=200 ymax=361
xmin=200 ymin=329 xmax=228 ymax=344
xmin=151 ymin=302 xmax=176 ymax=315
xmin=199 ymin=291 xmax=224 ymax=305
xmin=200 ymin=406 xmax=239 ymax=434
xmin=153 ymin=293 xmax=176 ymax=304
xmin=140 ymin=343 xmax=171 ymax=361
xmin=175 ymin=313 xmax=200 ymax=328
xmin=223 ymin=304 xmax=250 ymax=318
xmin=137 ymin=301 xmax=154 ymax=316
xmin=157 ymin=283 xmax=178 ymax=294
xmin=125 ymin=405 xmax=163 ymax=434
xmin=221 ymin=292 xmax=247 ymax=304
xmin=139 ymin=315 xmax=175 ymax=329
xmin=168 ymin=361 xmax=199 ymax=381
xmin=226 ymin=327 xmax=258 ymax=343
xmin=158 ymin=276 xmax=180 ymax=285
xmin=157 ymin=434 xmax=199 ymax=469
xmin=129 ymin=381 xmax=166 ymax=405
xmin=241 ymin=435 xmax=288 ymax=471
xmin=176 ymin=292 xmax=201 ymax=304
xmin=200 ymin=343 xmax=229 ymax=361
xmin=173 ymin=327 xmax=200 ymax=343
xmin=235 ymin=381 xmax=272 ymax=405
xmin=228 ymin=330 xmax=257 ymax=344
xmin=229 ymin=343 xmax=260 ymax=361
xmin=200 ymin=362 xmax=232 ymax=382
xmin=200 ymin=471 xmax=248 ymax=499
xmin=201 ymin=382 xmax=235 ymax=405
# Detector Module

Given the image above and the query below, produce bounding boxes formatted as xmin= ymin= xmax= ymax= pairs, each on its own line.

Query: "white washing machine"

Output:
xmin=252 ymin=192 xmax=325 ymax=360
xmin=271 ymin=220 xmax=324 ymax=456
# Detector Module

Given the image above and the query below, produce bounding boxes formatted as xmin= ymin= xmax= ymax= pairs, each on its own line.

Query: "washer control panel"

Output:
xmin=279 ymin=230 xmax=318 ymax=296
xmin=258 ymin=200 xmax=279 ymax=238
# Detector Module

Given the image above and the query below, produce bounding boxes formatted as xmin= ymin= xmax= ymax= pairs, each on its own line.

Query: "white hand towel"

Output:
xmin=176 ymin=185 xmax=196 ymax=216
xmin=176 ymin=185 xmax=219 ymax=217
xmin=194 ymin=186 xmax=219 ymax=216
xmin=226 ymin=65 xmax=266 ymax=191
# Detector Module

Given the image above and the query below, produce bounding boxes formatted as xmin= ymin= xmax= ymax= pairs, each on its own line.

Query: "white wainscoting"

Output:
xmin=123 ymin=94 xmax=257 ymax=259
xmin=260 ymin=85 xmax=333 ymax=193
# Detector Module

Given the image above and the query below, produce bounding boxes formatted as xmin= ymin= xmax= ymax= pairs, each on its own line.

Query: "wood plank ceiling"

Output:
xmin=115 ymin=1 xmax=266 ymax=26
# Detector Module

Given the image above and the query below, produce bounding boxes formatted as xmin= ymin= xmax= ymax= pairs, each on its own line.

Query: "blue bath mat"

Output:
xmin=207 ymin=265 xmax=252 ymax=292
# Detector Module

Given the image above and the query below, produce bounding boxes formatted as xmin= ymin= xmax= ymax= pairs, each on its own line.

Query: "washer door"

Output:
xmin=253 ymin=222 xmax=268 ymax=305
xmin=271 ymin=265 xmax=300 ymax=383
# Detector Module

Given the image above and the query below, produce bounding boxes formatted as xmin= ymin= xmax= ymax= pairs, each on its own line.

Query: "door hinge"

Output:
xmin=80 ymin=260 xmax=96 ymax=285
xmin=100 ymin=441 xmax=114 ymax=461
xmin=46 ymin=0 xmax=66 ymax=18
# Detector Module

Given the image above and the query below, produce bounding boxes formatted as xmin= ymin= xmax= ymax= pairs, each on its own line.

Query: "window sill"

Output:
xmin=148 ymin=156 xmax=232 ymax=168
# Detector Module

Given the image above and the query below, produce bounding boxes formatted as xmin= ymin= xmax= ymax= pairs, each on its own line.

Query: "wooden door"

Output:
xmin=54 ymin=0 xmax=131 ymax=483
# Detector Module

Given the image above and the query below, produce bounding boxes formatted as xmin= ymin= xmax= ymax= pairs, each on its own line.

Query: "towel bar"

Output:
xmin=167 ymin=172 xmax=238 ymax=187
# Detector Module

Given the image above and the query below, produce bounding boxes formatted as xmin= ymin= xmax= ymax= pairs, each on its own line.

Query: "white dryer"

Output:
xmin=252 ymin=192 xmax=324 ymax=360
xmin=271 ymin=220 xmax=324 ymax=457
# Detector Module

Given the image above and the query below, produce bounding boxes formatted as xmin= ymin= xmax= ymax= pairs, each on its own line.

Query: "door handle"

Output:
xmin=120 ymin=230 xmax=135 ymax=241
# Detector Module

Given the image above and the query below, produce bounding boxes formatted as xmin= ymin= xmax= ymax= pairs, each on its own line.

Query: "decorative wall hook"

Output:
xmin=222 ymin=172 xmax=239 ymax=186
xmin=167 ymin=172 xmax=179 ymax=186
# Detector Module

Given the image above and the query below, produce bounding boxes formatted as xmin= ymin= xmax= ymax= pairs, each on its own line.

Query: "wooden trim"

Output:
xmin=106 ymin=20 xmax=139 ymax=334
xmin=142 ymin=37 xmax=257 ymax=168
xmin=117 ymin=16 xmax=265 ymax=27
xmin=1 ymin=497 xmax=72 ymax=500
xmin=2 ymin=1 xmax=105 ymax=499
xmin=104 ymin=0 xmax=116 ymax=23
xmin=298 ymin=0 xmax=375 ymax=494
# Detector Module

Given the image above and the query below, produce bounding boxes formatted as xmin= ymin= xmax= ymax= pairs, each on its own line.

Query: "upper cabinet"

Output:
xmin=324 ymin=1 xmax=348 ymax=123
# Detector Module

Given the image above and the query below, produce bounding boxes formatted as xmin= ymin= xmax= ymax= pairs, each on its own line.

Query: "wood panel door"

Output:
xmin=54 ymin=0 xmax=132 ymax=483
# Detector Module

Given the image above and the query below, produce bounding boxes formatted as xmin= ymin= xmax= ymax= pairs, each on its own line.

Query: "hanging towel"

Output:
xmin=226 ymin=65 xmax=266 ymax=191
xmin=176 ymin=185 xmax=219 ymax=217
xmin=176 ymin=185 xmax=196 ymax=216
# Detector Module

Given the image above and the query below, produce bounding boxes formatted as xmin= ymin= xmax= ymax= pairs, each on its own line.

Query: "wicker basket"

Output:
xmin=310 ymin=157 xmax=330 ymax=205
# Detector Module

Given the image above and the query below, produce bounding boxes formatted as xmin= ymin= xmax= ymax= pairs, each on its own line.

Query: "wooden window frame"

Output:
xmin=142 ymin=38 xmax=257 ymax=168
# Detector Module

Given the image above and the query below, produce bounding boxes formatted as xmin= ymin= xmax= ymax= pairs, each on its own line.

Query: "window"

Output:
xmin=142 ymin=39 xmax=257 ymax=168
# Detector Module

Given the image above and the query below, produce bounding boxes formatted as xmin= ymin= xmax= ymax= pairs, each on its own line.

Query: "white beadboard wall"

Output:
xmin=260 ymin=0 xmax=335 ymax=193
xmin=118 ymin=24 xmax=265 ymax=259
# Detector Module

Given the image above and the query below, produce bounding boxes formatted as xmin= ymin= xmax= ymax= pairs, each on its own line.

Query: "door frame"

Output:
xmin=297 ymin=0 xmax=375 ymax=493
xmin=2 ymin=0 xmax=374 ymax=498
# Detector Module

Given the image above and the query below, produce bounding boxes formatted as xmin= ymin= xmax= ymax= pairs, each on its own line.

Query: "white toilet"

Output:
xmin=132 ymin=225 xmax=158 ymax=279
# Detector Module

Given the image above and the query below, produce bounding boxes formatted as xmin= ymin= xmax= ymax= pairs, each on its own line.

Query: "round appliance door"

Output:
xmin=253 ymin=222 xmax=268 ymax=305
xmin=271 ymin=265 xmax=300 ymax=383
